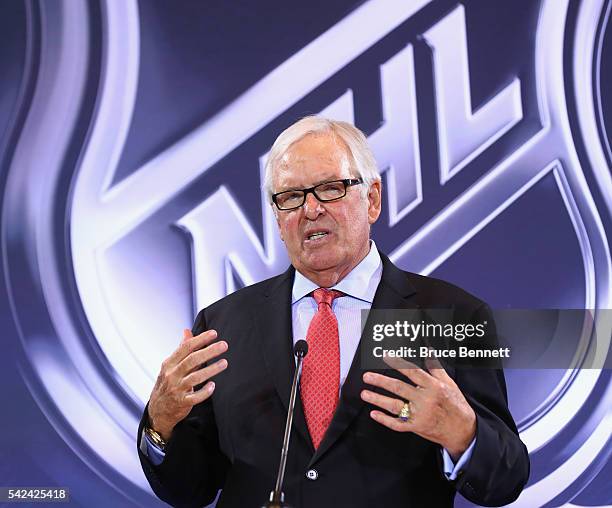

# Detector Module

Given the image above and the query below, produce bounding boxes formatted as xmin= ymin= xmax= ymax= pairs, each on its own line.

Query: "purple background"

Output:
xmin=1 ymin=1 xmax=610 ymax=506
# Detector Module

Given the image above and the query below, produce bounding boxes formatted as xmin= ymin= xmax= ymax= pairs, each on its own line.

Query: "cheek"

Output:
xmin=346 ymin=222 xmax=366 ymax=245
xmin=343 ymin=206 xmax=369 ymax=237
xmin=278 ymin=216 xmax=299 ymax=242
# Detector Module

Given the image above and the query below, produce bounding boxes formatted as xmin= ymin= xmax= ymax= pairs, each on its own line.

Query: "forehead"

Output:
xmin=273 ymin=133 xmax=352 ymax=189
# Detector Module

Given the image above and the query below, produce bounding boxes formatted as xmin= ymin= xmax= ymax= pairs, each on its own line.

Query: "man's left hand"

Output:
xmin=361 ymin=358 xmax=476 ymax=461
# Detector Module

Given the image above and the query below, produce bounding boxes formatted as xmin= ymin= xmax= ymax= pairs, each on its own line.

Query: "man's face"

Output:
xmin=272 ymin=133 xmax=381 ymax=286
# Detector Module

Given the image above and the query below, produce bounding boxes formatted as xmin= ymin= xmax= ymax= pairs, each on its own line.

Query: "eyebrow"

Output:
xmin=277 ymin=176 xmax=344 ymax=193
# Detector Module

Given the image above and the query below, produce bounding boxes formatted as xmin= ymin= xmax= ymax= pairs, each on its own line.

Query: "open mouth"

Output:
xmin=307 ymin=232 xmax=328 ymax=240
xmin=304 ymin=230 xmax=331 ymax=244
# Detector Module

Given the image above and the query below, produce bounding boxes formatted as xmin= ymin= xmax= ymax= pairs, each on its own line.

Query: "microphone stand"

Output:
xmin=262 ymin=340 xmax=309 ymax=508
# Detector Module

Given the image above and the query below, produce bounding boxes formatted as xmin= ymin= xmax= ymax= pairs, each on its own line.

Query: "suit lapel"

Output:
xmin=253 ymin=266 xmax=314 ymax=453
xmin=309 ymin=252 xmax=417 ymax=466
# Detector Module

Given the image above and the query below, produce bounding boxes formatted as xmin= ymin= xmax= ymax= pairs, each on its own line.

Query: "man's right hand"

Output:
xmin=147 ymin=328 xmax=228 ymax=441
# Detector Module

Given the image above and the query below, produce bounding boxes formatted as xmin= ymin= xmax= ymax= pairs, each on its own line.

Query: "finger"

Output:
xmin=185 ymin=381 xmax=216 ymax=405
xmin=170 ymin=329 xmax=219 ymax=366
xmin=183 ymin=358 xmax=228 ymax=388
xmin=361 ymin=389 xmax=405 ymax=416
xmin=176 ymin=339 xmax=228 ymax=376
xmin=424 ymin=357 xmax=452 ymax=382
xmin=362 ymin=372 xmax=419 ymax=400
xmin=369 ymin=410 xmax=413 ymax=432
xmin=382 ymin=356 xmax=433 ymax=388
xmin=182 ymin=328 xmax=193 ymax=343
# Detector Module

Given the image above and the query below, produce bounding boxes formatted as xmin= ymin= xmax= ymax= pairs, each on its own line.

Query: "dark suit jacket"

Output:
xmin=137 ymin=253 xmax=529 ymax=508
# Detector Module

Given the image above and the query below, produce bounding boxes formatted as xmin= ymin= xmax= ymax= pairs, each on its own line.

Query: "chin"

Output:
xmin=300 ymin=252 xmax=343 ymax=273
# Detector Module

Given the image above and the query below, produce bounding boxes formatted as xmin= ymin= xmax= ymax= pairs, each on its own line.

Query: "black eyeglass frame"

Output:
xmin=271 ymin=177 xmax=364 ymax=210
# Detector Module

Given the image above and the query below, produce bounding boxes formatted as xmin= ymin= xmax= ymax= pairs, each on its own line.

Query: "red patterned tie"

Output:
xmin=301 ymin=288 xmax=343 ymax=449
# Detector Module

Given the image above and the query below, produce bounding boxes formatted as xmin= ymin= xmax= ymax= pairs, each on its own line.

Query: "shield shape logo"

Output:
xmin=2 ymin=0 xmax=610 ymax=505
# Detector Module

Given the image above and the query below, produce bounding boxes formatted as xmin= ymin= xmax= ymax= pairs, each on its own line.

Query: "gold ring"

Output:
xmin=398 ymin=402 xmax=411 ymax=422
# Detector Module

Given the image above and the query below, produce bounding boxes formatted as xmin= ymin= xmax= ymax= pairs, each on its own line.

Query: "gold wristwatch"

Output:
xmin=144 ymin=425 xmax=167 ymax=452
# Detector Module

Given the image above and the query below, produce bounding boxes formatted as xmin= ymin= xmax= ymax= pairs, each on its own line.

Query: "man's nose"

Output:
xmin=303 ymin=192 xmax=324 ymax=218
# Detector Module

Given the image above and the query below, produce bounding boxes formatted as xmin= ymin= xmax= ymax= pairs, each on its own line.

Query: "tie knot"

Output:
xmin=312 ymin=288 xmax=343 ymax=307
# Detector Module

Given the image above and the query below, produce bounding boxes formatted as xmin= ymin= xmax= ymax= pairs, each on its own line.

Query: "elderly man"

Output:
xmin=137 ymin=117 xmax=529 ymax=507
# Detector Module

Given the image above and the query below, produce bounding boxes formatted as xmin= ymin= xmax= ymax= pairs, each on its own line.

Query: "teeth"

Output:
xmin=308 ymin=232 xmax=327 ymax=240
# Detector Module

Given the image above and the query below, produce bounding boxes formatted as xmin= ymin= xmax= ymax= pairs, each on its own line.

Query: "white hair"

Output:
xmin=263 ymin=116 xmax=381 ymax=202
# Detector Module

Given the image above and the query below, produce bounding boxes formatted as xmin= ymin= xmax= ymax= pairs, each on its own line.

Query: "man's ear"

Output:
xmin=367 ymin=180 xmax=382 ymax=225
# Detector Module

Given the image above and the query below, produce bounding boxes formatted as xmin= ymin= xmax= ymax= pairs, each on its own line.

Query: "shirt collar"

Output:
xmin=292 ymin=240 xmax=382 ymax=304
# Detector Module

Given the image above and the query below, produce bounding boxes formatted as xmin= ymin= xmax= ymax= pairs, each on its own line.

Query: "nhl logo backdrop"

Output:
xmin=0 ymin=1 xmax=610 ymax=506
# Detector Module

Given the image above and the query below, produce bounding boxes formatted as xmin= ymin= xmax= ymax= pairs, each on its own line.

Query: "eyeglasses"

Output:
xmin=271 ymin=178 xmax=364 ymax=210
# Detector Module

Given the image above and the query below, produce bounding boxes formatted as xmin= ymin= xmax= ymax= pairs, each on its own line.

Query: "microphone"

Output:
xmin=294 ymin=339 xmax=308 ymax=358
xmin=262 ymin=339 xmax=309 ymax=508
